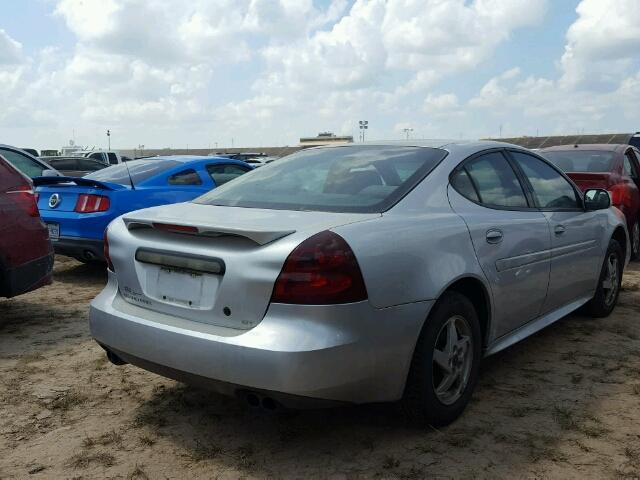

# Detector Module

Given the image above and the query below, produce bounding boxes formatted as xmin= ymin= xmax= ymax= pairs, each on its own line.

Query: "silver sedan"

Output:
xmin=90 ymin=141 xmax=628 ymax=426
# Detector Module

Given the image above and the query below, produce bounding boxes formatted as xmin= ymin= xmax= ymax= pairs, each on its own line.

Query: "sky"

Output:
xmin=0 ymin=0 xmax=639 ymax=150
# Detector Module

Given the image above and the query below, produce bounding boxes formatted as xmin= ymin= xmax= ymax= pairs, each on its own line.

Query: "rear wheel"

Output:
xmin=584 ymin=238 xmax=623 ymax=318
xmin=631 ymin=220 xmax=640 ymax=261
xmin=402 ymin=291 xmax=482 ymax=427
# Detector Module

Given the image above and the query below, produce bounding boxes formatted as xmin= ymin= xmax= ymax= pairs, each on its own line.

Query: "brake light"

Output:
xmin=152 ymin=223 xmax=199 ymax=234
xmin=104 ymin=228 xmax=114 ymax=271
xmin=608 ymin=184 xmax=629 ymax=207
xmin=7 ymin=185 xmax=39 ymax=217
xmin=271 ymin=231 xmax=367 ymax=305
xmin=75 ymin=194 xmax=110 ymax=213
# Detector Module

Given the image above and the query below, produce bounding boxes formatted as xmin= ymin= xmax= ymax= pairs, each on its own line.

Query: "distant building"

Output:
xmin=299 ymin=132 xmax=353 ymax=146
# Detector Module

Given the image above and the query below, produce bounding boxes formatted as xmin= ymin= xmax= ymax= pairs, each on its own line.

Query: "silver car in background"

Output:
xmin=90 ymin=141 xmax=628 ymax=426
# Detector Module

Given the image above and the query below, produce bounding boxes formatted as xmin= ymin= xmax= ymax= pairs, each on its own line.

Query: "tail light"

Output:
xmin=104 ymin=229 xmax=114 ymax=271
xmin=271 ymin=231 xmax=367 ymax=305
xmin=7 ymin=185 xmax=39 ymax=217
xmin=608 ymin=184 xmax=629 ymax=207
xmin=75 ymin=194 xmax=110 ymax=213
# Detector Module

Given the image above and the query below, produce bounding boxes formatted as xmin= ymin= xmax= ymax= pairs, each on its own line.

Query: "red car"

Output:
xmin=542 ymin=144 xmax=640 ymax=259
xmin=0 ymin=154 xmax=54 ymax=298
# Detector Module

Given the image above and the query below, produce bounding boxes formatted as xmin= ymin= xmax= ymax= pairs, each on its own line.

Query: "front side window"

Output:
xmin=511 ymin=152 xmax=579 ymax=209
xmin=195 ymin=146 xmax=448 ymax=213
xmin=168 ymin=169 xmax=202 ymax=185
xmin=0 ymin=148 xmax=46 ymax=178
xmin=453 ymin=152 xmax=528 ymax=208
xmin=206 ymin=164 xmax=250 ymax=186
xmin=624 ymin=151 xmax=638 ymax=178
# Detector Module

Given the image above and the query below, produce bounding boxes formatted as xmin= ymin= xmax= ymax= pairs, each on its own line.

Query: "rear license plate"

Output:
xmin=46 ymin=223 xmax=59 ymax=240
xmin=157 ymin=267 xmax=204 ymax=307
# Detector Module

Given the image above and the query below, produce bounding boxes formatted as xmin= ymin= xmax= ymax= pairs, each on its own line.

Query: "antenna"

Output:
xmin=122 ymin=157 xmax=136 ymax=190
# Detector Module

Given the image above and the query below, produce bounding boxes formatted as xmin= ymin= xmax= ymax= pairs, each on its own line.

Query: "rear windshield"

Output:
xmin=85 ymin=159 xmax=180 ymax=186
xmin=543 ymin=150 xmax=615 ymax=173
xmin=194 ymin=146 xmax=447 ymax=213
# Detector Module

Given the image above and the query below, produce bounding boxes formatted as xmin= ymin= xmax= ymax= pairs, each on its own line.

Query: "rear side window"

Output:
xmin=77 ymin=159 xmax=106 ymax=172
xmin=0 ymin=148 xmax=46 ymax=178
xmin=194 ymin=146 xmax=448 ymax=213
xmin=107 ymin=153 xmax=118 ymax=165
xmin=168 ymin=169 xmax=202 ymax=185
xmin=511 ymin=152 xmax=579 ymax=209
xmin=453 ymin=152 xmax=528 ymax=208
xmin=207 ymin=164 xmax=249 ymax=186
xmin=543 ymin=150 xmax=615 ymax=173
xmin=49 ymin=158 xmax=78 ymax=170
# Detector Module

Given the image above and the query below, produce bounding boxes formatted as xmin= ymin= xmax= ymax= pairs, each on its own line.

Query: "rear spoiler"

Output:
xmin=123 ymin=218 xmax=295 ymax=245
xmin=32 ymin=176 xmax=128 ymax=191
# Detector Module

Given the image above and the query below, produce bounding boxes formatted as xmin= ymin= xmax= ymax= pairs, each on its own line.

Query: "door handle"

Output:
xmin=486 ymin=229 xmax=503 ymax=244
xmin=554 ymin=225 xmax=566 ymax=235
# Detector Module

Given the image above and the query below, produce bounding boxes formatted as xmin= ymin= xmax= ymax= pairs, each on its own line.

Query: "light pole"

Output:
xmin=106 ymin=129 xmax=111 ymax=150
xmin=402 ymin=128 xmax=413 ymax=140
xmin=359 ymin=120 xmax=368 ymax=142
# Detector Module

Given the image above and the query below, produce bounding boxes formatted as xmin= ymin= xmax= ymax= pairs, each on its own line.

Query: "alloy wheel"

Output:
xmin=602 ymin=252 xmax=620 ymax=307
xmin=432 ymin=315 xmax=473 ymax=406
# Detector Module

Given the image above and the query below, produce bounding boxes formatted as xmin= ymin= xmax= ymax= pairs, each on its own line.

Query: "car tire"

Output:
xmin=402 ymin=291 xmax=482 ymax=427
xmin=584 ymin=238 xmax=623 ymax=318
xmin=631 ymin=220 xmax=640 ymax=261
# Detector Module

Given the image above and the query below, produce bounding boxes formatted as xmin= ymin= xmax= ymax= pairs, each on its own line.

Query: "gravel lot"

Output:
xmin=1 ymin=255 xmax=640 ymax=479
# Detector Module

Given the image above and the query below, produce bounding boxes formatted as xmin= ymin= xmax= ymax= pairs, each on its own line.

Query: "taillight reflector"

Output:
xmin=271 ymin=230 xmax=367 ymax=305
xmin=75 ymin=194 xmax=110 ymax=213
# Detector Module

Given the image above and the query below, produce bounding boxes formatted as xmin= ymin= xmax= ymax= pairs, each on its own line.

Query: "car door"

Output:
xmin=508 ymin=150 xmax=602 ymax=313
xmin=448 ymin=150 xmax=551 ymax=339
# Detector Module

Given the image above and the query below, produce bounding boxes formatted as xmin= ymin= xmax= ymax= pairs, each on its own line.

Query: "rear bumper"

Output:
xmin=90 ymin=273 xmax=433 ymax=405
xmin=1 ymin=252 xmax=54 ymax=298
xmin=52 ymin=236 xmax=104 ymax=261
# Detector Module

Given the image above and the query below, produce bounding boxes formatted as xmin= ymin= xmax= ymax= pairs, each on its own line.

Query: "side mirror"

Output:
xmin=42 ymin=169 xmax=60 ymax=177
xmin=584 ymin=188 xmax=611 ymax=211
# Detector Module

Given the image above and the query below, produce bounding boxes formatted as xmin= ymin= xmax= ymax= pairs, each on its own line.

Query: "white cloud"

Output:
xmin=561 ymin=0 xmax=640 ymax=89
xmin=0 ymin=29 xmax=23 ymax=64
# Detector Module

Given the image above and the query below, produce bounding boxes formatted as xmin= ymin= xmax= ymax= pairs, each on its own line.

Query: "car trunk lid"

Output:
xmin=112 ymin=202 xmax=379 ymax=329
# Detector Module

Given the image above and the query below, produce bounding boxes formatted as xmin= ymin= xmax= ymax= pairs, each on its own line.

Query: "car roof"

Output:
xmin=309 ymin=139 xmax=523 ymax=156
xmin=540 ymin=143 xmax=628 ymax=153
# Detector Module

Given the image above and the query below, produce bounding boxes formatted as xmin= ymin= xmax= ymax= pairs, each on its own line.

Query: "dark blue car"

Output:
xmin=34 ymin=156 xmax=252 ymax=262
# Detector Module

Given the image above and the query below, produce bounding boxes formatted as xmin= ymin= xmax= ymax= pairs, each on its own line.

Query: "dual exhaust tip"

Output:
xmin=104 ymin=349 xmax=280 ymax=411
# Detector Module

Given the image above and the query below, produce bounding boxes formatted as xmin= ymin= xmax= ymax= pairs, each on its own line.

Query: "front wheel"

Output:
xmin=584 ymin=238 xmax=623 ymax=318
xmin=402 ymin=291 xmax=482 ymax=427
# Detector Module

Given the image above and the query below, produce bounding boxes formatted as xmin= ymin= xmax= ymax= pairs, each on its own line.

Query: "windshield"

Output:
xmin=85 ymin=159 xmax=180 ymax=186
xmin=543 ymin=150 xmax=615 ymax=173
xmin=194 ymin=146 xmax=447 ymax=213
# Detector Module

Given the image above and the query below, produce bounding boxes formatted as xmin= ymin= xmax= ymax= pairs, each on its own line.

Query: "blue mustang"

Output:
xmin=34 ymin=156 xmax=252 ymax=262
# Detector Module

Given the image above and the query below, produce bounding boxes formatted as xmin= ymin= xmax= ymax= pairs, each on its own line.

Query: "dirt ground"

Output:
xmin=1 ymin=256 xmax=639 ymax=479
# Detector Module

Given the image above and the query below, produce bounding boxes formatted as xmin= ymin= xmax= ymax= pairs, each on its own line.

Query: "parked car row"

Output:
xmin=1 ymin=140 xmax=632 ymax=428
